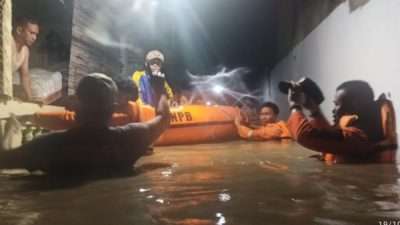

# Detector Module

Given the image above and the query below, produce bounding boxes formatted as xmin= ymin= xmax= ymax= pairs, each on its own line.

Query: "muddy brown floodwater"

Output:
xmin=0 ymin=141 xmax=399 ymax=225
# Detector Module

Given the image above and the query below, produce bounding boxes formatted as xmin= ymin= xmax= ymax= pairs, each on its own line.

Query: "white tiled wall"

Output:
xmin=270 ymin=0 xmax=400 ymax=159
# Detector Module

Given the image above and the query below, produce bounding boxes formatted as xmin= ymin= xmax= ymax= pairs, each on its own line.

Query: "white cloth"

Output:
xmin=1 ymin=114 xmax=23 ymax=150
xmin=29 ymin=68 xmax=62 ymax=100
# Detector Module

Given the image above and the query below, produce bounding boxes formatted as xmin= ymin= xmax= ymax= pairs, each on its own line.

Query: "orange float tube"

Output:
xmin=138 ymin=104 xmax=240 ymax=146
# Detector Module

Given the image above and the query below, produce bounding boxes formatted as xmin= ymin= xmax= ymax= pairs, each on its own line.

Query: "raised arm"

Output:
xmin=287 ymin=110 xmax=373 ymax=155
xmin=142 ymin=95 xmax=171 ymax=143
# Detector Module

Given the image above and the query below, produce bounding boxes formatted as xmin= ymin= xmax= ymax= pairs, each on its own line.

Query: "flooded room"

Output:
xmin=0 ymin=0 xmax=399 ymax=224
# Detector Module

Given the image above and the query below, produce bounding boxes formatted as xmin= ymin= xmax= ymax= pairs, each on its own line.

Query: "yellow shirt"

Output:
xmin=131 ymin=70 xmax=174 ymax=105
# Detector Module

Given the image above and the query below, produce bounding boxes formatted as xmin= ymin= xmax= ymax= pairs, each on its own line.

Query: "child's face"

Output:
xmin=148 ymin=59 xmax=163 ymax=74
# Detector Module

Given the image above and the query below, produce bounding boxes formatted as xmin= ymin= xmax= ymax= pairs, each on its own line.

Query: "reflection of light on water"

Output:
xmin=216 ymin=213 xmax=226 ymax=225
xmin=161 ymin=169 xmax=173 ymax=177
xmin=147 ymin=195 xmax=154 ymax=199
xmin=314 ymin=217 xmax=352 ymax=225
xmin=218 ymin=193 xmax=231 ymax=202
xmin=16 ymin=212 xmax=41 ymax=225
xmin=156 ymin=198 xmax=164 ymax=204
xmin=237 ymin=161 xmax=247 ymax=166
xmin=139 ymin=188 xmax=151 ymax=193
xmin=345 ymin=185 xmax=358 ymax=190
xmin=0 ymin=169 xmax=30 ymax=176
xmin=374 ymin=201 xmax=400 ymax=211
xmin=291 ymin=198 xmax=304 ymax=203
xmin=373 ymin=183 xmax=400 ymax=212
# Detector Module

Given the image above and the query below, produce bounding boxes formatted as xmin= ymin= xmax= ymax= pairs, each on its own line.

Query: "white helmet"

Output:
xmin=145 ymin=50 xmax=165 ymax=63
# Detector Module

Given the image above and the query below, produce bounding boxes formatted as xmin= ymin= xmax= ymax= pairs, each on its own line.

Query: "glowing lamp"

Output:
xmin=212 ymin=85 xmax=224 ymax=94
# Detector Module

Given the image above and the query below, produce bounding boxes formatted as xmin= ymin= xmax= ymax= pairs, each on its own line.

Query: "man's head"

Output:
xmin=258 ymin=102 xmax=279 ymax=125
xmin=145 ymin=50 xmax=164 ymax=75
xmin=115 ymin=79 xmax=138 ymax=107
xmin=333 ymin=80 xmax=374 ymax=124
xmin=13 ymin=17 xmax=39 ymax=47
xmin=75 ymin=73 xmax=117 ymax=126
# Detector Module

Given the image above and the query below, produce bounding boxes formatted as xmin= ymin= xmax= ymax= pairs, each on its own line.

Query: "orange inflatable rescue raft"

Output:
xmin=138 ymin=104 xmax=240 ymax=146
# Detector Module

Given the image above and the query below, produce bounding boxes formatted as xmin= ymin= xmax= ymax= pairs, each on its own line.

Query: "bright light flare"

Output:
xmin=212 ymin=85 xmax=224 ymax=94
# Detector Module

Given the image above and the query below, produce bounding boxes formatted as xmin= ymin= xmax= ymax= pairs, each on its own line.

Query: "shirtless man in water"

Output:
xmin=12 ymin=17 xmax=39 ymax=101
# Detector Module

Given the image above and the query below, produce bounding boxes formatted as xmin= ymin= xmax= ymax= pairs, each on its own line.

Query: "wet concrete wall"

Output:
xmin=68 ymin=0 xmax=122 ymax=94
xmin=270 ymin=0 xmax=399 ymax=141
xmin=273 ymin=0 xmax=344 ymax=64
xmin=0 ymin=0 xmax=12 ymax=97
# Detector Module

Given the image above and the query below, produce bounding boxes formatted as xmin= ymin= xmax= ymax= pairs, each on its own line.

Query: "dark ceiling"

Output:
xmin=13 ymin=0 xmax=349 ymax=90
xmin=119 ymin=0 xmax=344 ymax=86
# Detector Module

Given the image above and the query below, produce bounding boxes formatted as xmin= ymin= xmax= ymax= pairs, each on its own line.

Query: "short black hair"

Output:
xmin=259 ymin=102 xmax=280 ymax=115
xmin=14 ymin=16 xmax=39 ymax=28
xmin=115 ymin=79 xmax=138 ymax=101
xmin=75 ymin=73 xmax=117 ymax=124
xmin=336 ymin=80 xmax=374 ymax=104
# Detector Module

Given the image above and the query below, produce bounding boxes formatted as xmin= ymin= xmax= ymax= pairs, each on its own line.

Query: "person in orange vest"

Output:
xmin=285 ymin=78 xmax=397 ymax=163
xmin=235 ymin=101 xmax=291 ymax=141
xmin=0 ymin=73 xmax=170 ymax=174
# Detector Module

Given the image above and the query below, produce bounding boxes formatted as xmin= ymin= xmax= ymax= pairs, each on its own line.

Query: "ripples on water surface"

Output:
xmin=0 ymin=141 xmax=399 ymax=225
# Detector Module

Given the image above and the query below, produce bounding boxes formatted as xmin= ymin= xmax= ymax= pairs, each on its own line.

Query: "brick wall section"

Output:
xmin=68 ymin=0 xmax=122 ymax=95
xmin=0 ymin=0 xmax=12 ymax=97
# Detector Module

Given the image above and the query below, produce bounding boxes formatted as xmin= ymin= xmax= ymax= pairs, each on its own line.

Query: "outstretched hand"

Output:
xmin=234 ymin=114 xmax=243 ymax=127
xmin=156 ymin=95 xmax=170 ymax=117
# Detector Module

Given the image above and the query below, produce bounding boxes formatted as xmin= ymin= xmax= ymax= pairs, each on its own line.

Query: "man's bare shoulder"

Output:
xmin=15 ymin=45 xmax=29 ymax=65
xmin=21 ymin=45 xmax=30 ymax=58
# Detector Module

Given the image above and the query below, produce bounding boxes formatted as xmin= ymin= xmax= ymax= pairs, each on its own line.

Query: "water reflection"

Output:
xmin=141 ymin=142 xmax=400 ymax=225
xmin=215 ymin=213 xmax=226 ymax=225
xmin=139 ymin=188 xmax=151 ymax=193
xmin=218 ymin=193 xmax=231 ymax=202
xmin=0 ymin=141 xmax=398 ymax=225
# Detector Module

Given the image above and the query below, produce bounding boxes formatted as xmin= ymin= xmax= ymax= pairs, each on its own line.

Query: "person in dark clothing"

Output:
xmin=0 ymin=73 xmax=170 ymax=173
